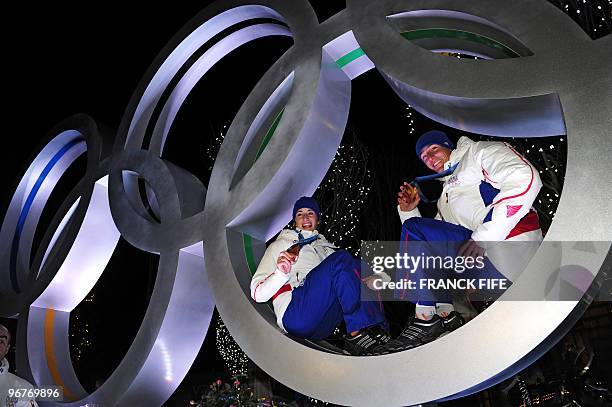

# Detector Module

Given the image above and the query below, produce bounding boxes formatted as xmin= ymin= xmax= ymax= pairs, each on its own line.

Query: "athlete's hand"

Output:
xmin=397 ymin=182 xmax=420 ymax=212
xmin=277 ymin=251 xmax=297 ymax=274
xmin=362 ymin=275 xmax=383 ymax=290
xmin=458 ymin=239 xmax=485 ymax=260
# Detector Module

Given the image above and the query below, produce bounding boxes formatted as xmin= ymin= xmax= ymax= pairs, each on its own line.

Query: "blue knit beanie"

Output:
xmin=292 ymin=196 xmax=320 ymax=220
xmin=415 ymin=130 xmax=455 ymax=158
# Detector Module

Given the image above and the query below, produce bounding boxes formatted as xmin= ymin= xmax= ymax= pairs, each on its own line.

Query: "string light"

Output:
xmin=70 ymin=293 xmax=95 ymax=362
xmin=215 ymin=315 xmax=249 ymax=377
xmin=306 ymin=135 xmax=374 ymax=256
xmin=549 ymin=0 xmax=611 ymax=39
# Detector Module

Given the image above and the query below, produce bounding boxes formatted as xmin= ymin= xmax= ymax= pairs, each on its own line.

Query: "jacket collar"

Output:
xmin=295 ymin=229 xmax=317 ymax=238
xmin=438 ymin=136 xmax=472 ymax=181
xmin=278 ymin=228 xmax=334 ymax=247
xmin=448 ymin=136 xmax=472 ymax=165
xmin=278 ymin=228 xmax=320 ymax=239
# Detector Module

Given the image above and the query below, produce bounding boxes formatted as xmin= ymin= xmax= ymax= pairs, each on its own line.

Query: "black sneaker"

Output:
xmin=343 ymin=326 xmax=391 ymax=356
xmin=442 ymin=311 xmax=464 ymax=332
xmin=384 ymin=315 xmax=445 ymax=352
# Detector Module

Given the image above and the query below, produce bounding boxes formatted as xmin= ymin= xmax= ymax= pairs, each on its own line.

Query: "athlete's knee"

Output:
xmin=283 ymin=314 xmax=314 ymax=338
xmin=328 ymin=250 xmax=360 ymax=276
xmin=402 ymin=217 xmax=426 ymax=235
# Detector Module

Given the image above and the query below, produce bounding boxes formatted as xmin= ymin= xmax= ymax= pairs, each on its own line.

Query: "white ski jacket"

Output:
xmin=399 ymin=136 xmax=543 ymax=242
xmin=250 ymin=229 xmax=337 ymax=331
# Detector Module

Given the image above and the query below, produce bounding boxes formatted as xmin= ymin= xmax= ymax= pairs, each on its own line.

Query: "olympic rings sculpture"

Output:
xmin=1 ymin=1 xmax=611 ymax=406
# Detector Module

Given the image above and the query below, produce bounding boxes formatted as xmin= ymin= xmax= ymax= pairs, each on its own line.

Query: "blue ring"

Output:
xmin=9 ymin=137 xmax=85 ymax=293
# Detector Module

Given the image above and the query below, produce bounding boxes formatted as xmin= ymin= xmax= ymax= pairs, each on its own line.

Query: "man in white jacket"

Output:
xmin=385 ymin=130 xmax=543 ymax=351
xmin=0 ymin=324 xmax=38 ymax=407
xmin=250 ymin=196 xmax=390 ymax=355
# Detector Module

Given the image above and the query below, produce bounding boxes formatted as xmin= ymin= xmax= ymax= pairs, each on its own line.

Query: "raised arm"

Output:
xmin=397 ymin=182 xmax=423 ymax=223
xmin=397 ymin=182 xmax=443 ymax=222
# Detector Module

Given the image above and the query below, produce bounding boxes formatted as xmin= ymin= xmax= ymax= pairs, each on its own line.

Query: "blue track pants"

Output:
xmin=282 ymin=250 xmax=386 ymax=340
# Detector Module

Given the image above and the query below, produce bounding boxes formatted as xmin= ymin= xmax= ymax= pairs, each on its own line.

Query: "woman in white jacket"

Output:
xmin=250 ymin=197 xmax=389 ymax=356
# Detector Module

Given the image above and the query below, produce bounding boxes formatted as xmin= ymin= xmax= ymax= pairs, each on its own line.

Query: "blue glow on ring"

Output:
xmin=9 ymin=137 xmax=85 ymax=293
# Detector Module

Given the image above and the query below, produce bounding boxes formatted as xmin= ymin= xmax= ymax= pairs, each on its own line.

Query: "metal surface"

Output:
xmin=203 ymin=1 xmax=611 ymax=405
